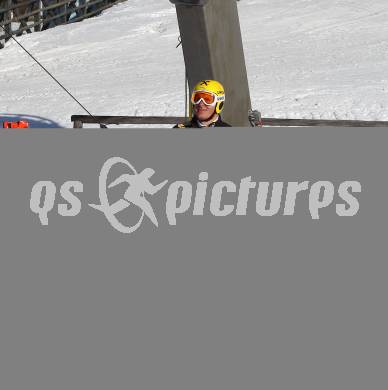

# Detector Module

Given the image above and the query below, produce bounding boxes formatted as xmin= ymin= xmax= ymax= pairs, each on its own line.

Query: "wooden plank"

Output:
xmin=262 ymin=118 xmax=388 ymax=127
xmin=71 ymin=115 xmax=388 ymax=127
xmin=71 ymin=116 xmax=186 ymax=125
xmin=0 ymin=0 xmax=37 ymax=13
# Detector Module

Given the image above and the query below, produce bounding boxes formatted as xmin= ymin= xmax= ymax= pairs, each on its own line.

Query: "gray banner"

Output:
xmin=0 ymin=128 xmax=387 ymax=390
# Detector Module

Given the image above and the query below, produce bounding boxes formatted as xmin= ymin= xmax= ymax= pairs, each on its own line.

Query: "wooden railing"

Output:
xmin=71 ymin=116 xmax=188 ymax=128
xmin=0 ymin=0 xmax=123 ymax=48
xmin=71 ymin=115 xmax=388 ymax=128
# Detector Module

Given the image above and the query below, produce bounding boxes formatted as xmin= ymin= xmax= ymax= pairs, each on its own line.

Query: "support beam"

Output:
xmin=170 ymin=0 xmax=251 ymax=126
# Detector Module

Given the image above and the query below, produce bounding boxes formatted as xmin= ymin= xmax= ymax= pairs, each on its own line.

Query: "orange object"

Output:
xmin=2 ymin=121 xmax=30 ymax=128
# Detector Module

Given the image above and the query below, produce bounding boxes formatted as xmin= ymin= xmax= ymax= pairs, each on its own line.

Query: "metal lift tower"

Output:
xmin=170 ymin=0 xmax=252 ymax=126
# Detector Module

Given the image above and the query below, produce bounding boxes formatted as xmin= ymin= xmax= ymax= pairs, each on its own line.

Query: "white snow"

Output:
xmin=1 ymin=0 xmax=388 ymax=127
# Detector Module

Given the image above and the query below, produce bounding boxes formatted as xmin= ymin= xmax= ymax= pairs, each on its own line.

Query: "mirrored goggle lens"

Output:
xmin=191 ymin=91 xmax=216 ymax=105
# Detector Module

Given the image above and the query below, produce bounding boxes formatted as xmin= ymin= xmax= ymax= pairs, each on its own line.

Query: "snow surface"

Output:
xmin=1 ymin=0 xmax=388 ymax=127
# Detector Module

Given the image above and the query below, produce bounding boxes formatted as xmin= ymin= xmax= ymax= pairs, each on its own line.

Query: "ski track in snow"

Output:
xmin=1 ymin=0 xmax=388 ymax=127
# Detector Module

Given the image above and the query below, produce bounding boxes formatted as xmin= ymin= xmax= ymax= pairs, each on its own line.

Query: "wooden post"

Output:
xmin=170 ymin=0 xmax=251 ymax=126
xmin=34 ymin=0 xmax=42 ymax=31
xmin=5 ymin=0 xmax=13 ymax=42
xmin=73 ymin=120 xmax=83 ymax=128
xmin=0 ymin=3 xmax=4 ymax=48
xmin=63 ymin=2 xmax=67 ymax=24
xmin=39 ymin=0 xmax=43 ymax=31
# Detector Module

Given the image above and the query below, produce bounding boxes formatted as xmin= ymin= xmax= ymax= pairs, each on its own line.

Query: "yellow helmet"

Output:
xmin=191 ymin=80 xmax=226 ymax=114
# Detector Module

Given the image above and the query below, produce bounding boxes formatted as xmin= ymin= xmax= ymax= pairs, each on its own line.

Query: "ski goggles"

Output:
xmin=191 ymin=90 xmax=224 ymax=106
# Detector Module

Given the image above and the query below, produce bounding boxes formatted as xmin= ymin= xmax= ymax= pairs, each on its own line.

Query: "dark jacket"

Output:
xmin=174 ymin=116 xmax=231 ymax=128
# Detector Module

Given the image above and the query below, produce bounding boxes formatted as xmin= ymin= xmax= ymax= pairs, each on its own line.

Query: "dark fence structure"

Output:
xmin=0 ymin=0 xmax=123 ymax=48
xmin=71 ymin=115 xmax=388 ymax=128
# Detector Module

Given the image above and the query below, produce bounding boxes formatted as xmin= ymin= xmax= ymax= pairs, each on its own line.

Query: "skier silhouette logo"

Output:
xmin=89 ymin=157 xmax=168 ymax=233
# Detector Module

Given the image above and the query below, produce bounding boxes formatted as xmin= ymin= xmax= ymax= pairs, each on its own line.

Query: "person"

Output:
xmin=174 ymin=79 xmax=231 ymax=128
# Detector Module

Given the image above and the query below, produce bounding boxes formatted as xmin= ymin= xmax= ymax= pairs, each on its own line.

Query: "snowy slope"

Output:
xmin=1 ymin=0 xmax=388 ymax=127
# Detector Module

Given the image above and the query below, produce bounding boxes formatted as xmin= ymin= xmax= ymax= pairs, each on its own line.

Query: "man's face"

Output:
xmin=194 ymin=101 xmax=216 ymax=121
